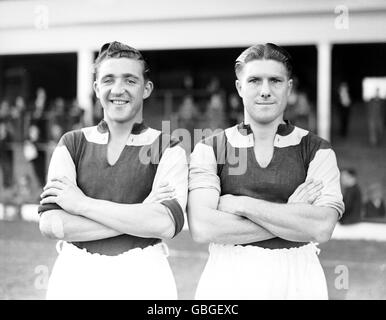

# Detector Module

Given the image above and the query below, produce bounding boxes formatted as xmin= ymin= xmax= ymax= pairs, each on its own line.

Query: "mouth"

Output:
xmin=255 ymin=102 xmax=275 ymax=106
xmin=109 ymin=99 xmax=130 ymax=105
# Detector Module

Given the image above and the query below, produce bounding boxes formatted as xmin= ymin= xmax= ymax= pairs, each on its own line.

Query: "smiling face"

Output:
xmin=236 ymin=59 xmax=292 ymax=125
xmin=93 ymin=57 xmax=153 ymax=124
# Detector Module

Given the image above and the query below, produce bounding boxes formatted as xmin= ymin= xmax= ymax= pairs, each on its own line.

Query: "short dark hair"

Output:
xmin=94 ymin=41 xmax=150 ymax=80
xmin=235 ymin=43 xmax=293 ymax=79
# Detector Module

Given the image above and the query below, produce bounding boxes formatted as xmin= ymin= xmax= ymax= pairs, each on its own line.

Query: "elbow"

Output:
xmin=39 ymin=212 xmax=65 ymax=240
xmin=188 ymin=220 xmax=210 ymax=244
xmin=312 ymin=230 xmax=332 ymax=244
xmin=190 ymin=229 xmax=208 ymax=243
xmin=187 ymin=205 xmax=213 ymax=243
xmin=157 ymin=212 xmax=176 ymax=240
xmin=39 ymin=215 xmax=55 ymax=239
xmin=159 ymin=223 xmax=175 ymax=240
xmin=312 ymin=222 xmax=335 ymax=244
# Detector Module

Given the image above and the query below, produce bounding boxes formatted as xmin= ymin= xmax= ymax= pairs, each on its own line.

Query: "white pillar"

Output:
xmin=77 ymin=48 xmax=94 ymax=126
xmin=317 ymin=42 xmax=332 ymax=141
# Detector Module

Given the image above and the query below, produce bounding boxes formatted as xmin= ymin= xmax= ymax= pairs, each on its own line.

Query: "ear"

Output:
xmin=235 ymin=79 xmax=243 ymax=98
xmin=93 ymin=81 xmax=100 ymax=99
xmin=287 ymin=78 xmax=293 ymax=97
xmin=143 ymin=80 xmax=154 ymax=100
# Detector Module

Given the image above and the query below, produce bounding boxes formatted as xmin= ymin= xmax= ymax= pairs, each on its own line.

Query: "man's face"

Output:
xmin=93 ymin=58 xmax=153 ymax=124
xmin=236 ymin=59 xmax=292 ymax=125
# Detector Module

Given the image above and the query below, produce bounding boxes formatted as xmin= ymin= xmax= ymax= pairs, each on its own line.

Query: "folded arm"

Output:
xmin=40 ymin=139 xmax=188 ymax=241
xmin=39 ymin=181 xmax=177 ymax=241
xmin=188 ymin=188 xmax=275 ymax=244
xmin=238 ymin=197 xmax=338 ymax=243
xmin=38 ymin=136 xmax=120 ymax=242
xmin=218 ymin=147 xmax=345 ymax=244
xmin=39 ymin=209 xmax=122 ymax=241
xmin=217 ymin=179 xmax=335 ymax=243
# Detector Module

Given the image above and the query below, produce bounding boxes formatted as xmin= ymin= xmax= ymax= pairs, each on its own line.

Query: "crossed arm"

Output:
xmin=188 ymin=140 xmax=343 ymax=245
xmin=188 ymin=179 xmax=337 ymax=244
xmin=218 ymin=194 xmax=338 ymax=243
xmin=39 ymin=179 xmax=178 ymax=241
xmin=188 ymin=188 xmax=275 ymax=244
xmin=39 ymin=139 xmax=188 ymax=242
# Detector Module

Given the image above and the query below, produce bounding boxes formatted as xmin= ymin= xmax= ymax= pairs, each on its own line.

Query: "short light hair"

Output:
xmin=235 ymin=43 xmax=293 ymax=79
xmin=94 ymin=41 xmax=150 ymax=80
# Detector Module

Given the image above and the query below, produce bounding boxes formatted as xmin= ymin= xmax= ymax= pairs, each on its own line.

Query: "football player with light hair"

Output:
xmin=188 ymin=43 xmax=344 ymax=299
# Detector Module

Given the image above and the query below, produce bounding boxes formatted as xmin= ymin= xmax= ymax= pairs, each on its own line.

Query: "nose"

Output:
xmin=110 ymin=79 xmax=125 ymax=95
xmin=260 ymin=79 xmax=271 ymax=99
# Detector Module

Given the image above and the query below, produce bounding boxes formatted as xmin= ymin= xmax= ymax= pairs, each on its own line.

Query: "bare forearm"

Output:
xmin=79 ymin=197 xmax=174 ymax=239
xmin=39 ymin=209 xmax=122 ymax=242
xmin=239 ymin=196 xmax=337 ymax=242
xmin=189 ymin=205 xmax=275 ymax=244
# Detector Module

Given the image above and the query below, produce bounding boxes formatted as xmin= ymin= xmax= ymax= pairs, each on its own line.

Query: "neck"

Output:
xmin=104 ymin=112 xmax=143 ymax=140
xmin=244 ymin=113 xmax=284 ymax=141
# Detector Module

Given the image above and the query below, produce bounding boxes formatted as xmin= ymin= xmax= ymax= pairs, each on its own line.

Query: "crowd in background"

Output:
xmin=340 ymin=168 xmax=385 ymax=224
xmin=336 ymin=82 xmax=386 ymax=146
xmin=0 ymin=87 xmax=84 ymax=217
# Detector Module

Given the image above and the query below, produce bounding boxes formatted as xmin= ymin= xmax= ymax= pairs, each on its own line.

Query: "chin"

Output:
xmin=249 ymin=113 xmax=277 ymax=124
xmin=114 ymin=116 xmax=136 ymax=123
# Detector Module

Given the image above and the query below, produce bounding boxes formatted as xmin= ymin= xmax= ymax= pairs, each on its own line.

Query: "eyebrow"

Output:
xmin=247 ymin=75 xmax=286 ymax=80
xmin=100 ymin=73 xmax=140 ymax=80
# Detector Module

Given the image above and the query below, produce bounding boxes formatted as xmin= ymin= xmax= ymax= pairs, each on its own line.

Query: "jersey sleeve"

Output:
xmin=188 ymin=142 xmax=220 ymax=194
xmin=306 ymin=148 xmax=345 ymax=218
xmin=37 ymin=132 xmax=77 ymax=215
xmin=146 ymin=142 xmax=188 ymax=238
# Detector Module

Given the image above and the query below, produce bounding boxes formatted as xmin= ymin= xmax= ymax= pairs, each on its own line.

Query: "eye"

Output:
xmin=125 ymin=78 xmax=137 ymax=85
xmin=248 ymin=78 xmax=260 ymax=84
xmin=270 ymin=78 xmax=282 ymax=84
xmin=102 ymin=77 xmax=113 ymax=84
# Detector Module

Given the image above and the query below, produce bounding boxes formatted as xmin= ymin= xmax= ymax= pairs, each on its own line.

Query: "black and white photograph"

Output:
xmin=0 ymin=0 xmax=385 ymax=306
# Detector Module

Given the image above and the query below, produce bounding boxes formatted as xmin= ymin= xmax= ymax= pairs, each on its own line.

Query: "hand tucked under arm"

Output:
xmin=40 ymin=177 xmax=177 ymax=240
xmin=239 ymin=199 xmax=338 ymax=243
xmin=188 ymin=188 xmax=275 ymax=244
xmin=219 ymin=179 xmax=338 ymax=243
xmin=39 ymin=179 xmax=178 ymax=242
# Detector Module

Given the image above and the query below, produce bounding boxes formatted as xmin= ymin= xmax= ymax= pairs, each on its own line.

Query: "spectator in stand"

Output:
xmin=337 ymin=82 xmax=352 ymax=138
xmin=0 ymin=120 xmax=14 ymax=188
xmin=227 ymin=92 xmax=243 ymax=126
xmin=0 ymin=100 xmax=15 ymax=189
xmin=285 ymin=77 xmax=314 ymax=131
xmin=183 ymin=74 xmax=194 ymax=95
xmin=205 ymin=92 xmax=227 ymax=130
xmin=364 ymin=183 xmax=385 ymax=219
xmin=340 ymin=168 xmax=363 ymax=225
xmin=204 ymin=77 xmax=227 ymax=130
xmin=24 ymin=124 xmax=46 ymax=188
xmin=0 ymin=100 xmax=11 ymax=118
xmin=68 ymin=99 xmax=85 ymax=130
xmin=0 ymin=100 xmax=12 ymax=134
xmin=1 ymin=174 xmax=40 ymax=218
xmin=28 ymin=87 xmax=49 ymax=143
xmin=366 ymin=87 xmax=385 ymax=147
xmin=176 ymin=95 xmax=200 ymax=152
xmin=49 ymin=97 xmax=67 ymax=132
xmin=10 ymin=96 xmax=27 ymax=142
